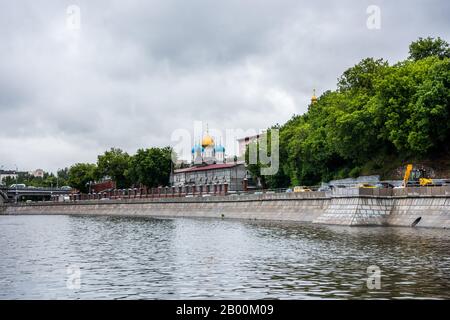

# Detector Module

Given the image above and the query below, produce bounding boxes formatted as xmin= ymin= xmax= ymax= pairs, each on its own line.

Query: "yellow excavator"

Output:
xmin=402 ymin=164 xmax=435 ymax=187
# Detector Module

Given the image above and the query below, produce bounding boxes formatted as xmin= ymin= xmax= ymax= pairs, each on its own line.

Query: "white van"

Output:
xmin=10 ymin=184 xmax=26 ymax=189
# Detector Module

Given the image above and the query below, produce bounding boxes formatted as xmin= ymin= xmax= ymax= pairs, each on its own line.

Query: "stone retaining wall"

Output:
xmin=2 ymin=189 xmax=450 ymax=229
xmin=388 ymin=197 xmax=450 ymax=228
xmin=314 ymin=195 xmax=450 ymax=228
xmin=313 ymin=197 xmax=393 ymax=226
xmin=1 ymin=197 xmax=327 ymax=223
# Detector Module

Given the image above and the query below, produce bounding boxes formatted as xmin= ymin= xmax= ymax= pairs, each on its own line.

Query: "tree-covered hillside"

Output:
xmin=248 ymin=37 xmax=450 ymax=188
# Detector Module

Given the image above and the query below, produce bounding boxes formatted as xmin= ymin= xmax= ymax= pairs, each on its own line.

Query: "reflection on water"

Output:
xmin=0 ymin=215 xmax=449 ymax=299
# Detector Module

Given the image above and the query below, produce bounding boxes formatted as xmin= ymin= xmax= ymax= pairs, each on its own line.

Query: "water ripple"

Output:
xmin=0 ymin=215 xmax=449 ymax=299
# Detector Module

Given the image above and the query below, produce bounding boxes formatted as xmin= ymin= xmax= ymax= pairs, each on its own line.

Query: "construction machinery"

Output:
xmin=402 ymin=164 xmax=437 ymax=187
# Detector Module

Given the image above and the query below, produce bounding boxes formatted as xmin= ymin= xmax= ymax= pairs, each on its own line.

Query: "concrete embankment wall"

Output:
xmin=313 ymin=196 xmax=450 ymax=228
xmin=388 ymin=197 xmax=450 ymax=228
xmin=314 ymin=187 xmax=450 ymax=228
xmin=2 ymin=188 xmax=450 ymax=229
xmin=313 ymin=197 xmax=393 ymax=226
xmin=0 ymin=193 xmax=328 ymax=223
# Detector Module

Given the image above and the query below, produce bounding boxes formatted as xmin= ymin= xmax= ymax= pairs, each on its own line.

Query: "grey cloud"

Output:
xmin=0 ymin=0 xmax=449 ymax=172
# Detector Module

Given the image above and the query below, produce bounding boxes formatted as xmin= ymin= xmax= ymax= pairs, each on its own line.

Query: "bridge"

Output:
xmin=0 ymin=186 xmax=72 ymax=203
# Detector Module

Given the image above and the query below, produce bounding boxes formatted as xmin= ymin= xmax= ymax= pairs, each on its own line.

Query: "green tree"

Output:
xmin=2 ymin=176 xmax=16 ymax=187
xmin=56 ymin=168 xmax=69 ymax=186
xmin=126 ymin=147 xmax=173 ymax=187
xmin=96 ymin=148 xmax=131 ymax=188
xmin=338 ymin=58 xmax=388 ymax=92
xmin=375 ymin=57 xmax=450 ymax=156
xmin=408 ymin=37 xmax=450 ymax=61
xmin=42 ymin=173 xmax=58 ymax=188
xmin=67 ymin=163 xmax=97 ymax=193
xmin=259 ymin=37 xmax=450 ymax=187
xmin=244 ymin=129 xmax=289 ymax=189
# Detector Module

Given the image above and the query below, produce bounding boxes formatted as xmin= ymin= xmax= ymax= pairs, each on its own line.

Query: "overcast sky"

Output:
xmin=0 ymin=0 xmax=449 ymax=172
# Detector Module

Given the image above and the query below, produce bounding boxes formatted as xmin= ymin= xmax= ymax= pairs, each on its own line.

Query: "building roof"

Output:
xmin=191 ymin=144 xmax=204 ymax=154
xmin=0 ymin=170 xmax=18 ymax=175
xmin=214 ymin=145 xmax=225 ymax=152
xmin=174 ymin=163 xmax=241 ymax=174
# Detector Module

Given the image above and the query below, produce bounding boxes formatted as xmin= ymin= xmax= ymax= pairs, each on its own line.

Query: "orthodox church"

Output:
xmin=191 ymin=130 xmax=226 ymax=165
xmin=171 ymin=127 xmax=251 ymax=192
xmin=171 ymin=90 xmax=318 ymax=193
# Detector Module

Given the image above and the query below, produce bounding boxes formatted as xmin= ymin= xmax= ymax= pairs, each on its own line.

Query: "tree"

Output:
xmin=67 ymin=163 xmax=97 ymax=193
xmin=408 ymin=37 xmax=450 ymax=61
xmin=96 ymin=148 xmax=131 ymax=188
xmin=257 ymin=37 xmax=450 ymax=187
xmin=126 ymin=147 xmax=173 ymax=188
xmin=2 ymin=176 xmax=16 ymax=187
xmin=57 ymin=168 xmax=69 ymax=186
xmin=42 ymin=173 xmax=57 ymax=188
xmin=244 ymin=129 xmax=289 ymax=189
xmin=338 ymin=58 xmax=388 ymax=92
xmin=376 ymin=56 xmax=450 ymax=156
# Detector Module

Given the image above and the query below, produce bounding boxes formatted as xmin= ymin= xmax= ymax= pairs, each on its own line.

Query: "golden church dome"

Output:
xmin=311 ymin=89 xmax=318 ymax=104
xmin=201 ymin=134 xmax=214 ymax=147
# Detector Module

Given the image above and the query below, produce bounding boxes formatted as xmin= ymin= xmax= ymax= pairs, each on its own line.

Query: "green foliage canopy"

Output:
xmin=408 ymin=37 xmax=450 ymax=61
xmin=67 ymin=163 xmax=97 ymax=193
xmin=96 ymin=148 xmax=131 ymax=189
xmin=247 ymin=37 xmax=450 ymax=188
xmin=126 ymin=147 xmax=173 ymax=188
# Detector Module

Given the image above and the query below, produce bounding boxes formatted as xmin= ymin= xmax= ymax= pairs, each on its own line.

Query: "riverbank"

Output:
xmin=2 ymin=187 xmax=450 ymax=228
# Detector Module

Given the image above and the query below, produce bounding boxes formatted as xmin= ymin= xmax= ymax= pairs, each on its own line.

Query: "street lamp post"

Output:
xmin=14 ymin=164 xmax=18 ymax=203
xmin=84 ymin=181 xmax=93 ymax=199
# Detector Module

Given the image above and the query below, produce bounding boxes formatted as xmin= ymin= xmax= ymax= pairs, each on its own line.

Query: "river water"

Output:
xmin=0 ymin=215 xmax=449 ymax=299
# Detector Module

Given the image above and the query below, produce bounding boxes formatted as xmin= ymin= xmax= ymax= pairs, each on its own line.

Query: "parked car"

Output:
xmin=60 ymin=186 xmax=72 ymax=190
xmin=318 ymin=186 xmax=331 ymax=192
xmin=375 ymin=182 xmax=395 ymax=189
xmin=358 ymin=183 xmax=376 ymax=189
xmin=294 ymin=186 xmax=312 ymax=192
xmin=285 ymin=188 xmax=293 ymax=193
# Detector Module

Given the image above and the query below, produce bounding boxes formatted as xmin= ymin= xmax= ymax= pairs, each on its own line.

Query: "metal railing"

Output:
xmin=7 ymin=182 xmax=450 ymax=205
